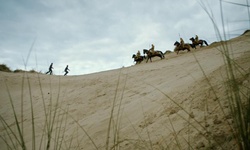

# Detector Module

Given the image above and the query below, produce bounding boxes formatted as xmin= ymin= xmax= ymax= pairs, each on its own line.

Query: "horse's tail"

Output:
xmin=203 ymin=40 xmax=209 ymax=46
xmin=156 ymin=50 xmax=165 ymax=59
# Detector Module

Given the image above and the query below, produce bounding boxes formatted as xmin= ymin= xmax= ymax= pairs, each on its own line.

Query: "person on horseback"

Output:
xmin=195 ymin=35 xmax=199 ymax=43
xmin=136 ymin=50 xmax=141 ymax=59
xmin=149 ymin=44 xmax=155 ymax=54
xmin=180 ymin=38 xmax=184 ymax=49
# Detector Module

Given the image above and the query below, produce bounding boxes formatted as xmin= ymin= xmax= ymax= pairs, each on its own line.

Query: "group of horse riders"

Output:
xmin=135 ymin=44 xmax=154 ymax=60
xmin=134 ymin=34 xmax=200 ymax=60
xmin=180 ymin=35 xmax=199 ymax=49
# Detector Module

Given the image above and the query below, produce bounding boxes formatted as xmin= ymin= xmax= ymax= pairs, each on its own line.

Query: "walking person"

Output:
xmin=46 ymin=63 xmax=53 ymax=75
xmin=64 ymin=65 xmax=70 ymax=76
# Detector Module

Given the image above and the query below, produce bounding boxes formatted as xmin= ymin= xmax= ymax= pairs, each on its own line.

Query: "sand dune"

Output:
xmin=0 ymin=31 xmax=250 ymax=150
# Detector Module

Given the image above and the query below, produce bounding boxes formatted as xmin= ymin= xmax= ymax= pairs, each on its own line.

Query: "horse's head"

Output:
xmin=174 ymin=41 xmax=180 ymax=46
xmin=143 ymin=49 xmax=148 ymax=54
xmin=189 ymin=37 xmax=194 ymax=41
xmin=132 ymin=54 xmax=136 ymax=58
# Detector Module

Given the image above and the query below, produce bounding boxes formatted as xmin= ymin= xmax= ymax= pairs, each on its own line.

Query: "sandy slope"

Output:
xmin=0 ymin=31 xmax=250 ymax=150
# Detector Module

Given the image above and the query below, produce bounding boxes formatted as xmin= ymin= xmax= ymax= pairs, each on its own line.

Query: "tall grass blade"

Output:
xmin=0 ymin=115 xmax=19 ymax=149
xmin=105 ymin=69 xmax=123 ymax=150
xmin=139 ymin=98 xmax=153 ymax=150
xmin=59 ymin=107 xmax=98 ymax=150
xmin=113 ymin=73 xmax=128 ymax=149
xmin=4 ymin=81 xmax=26 ymax=149
xmin=222 ymin=0 xmax=250 ymax=7
xmin=124 ymin=114 xmax=150 ymax=150
xmin=26 ymin=74 xmax=36 ymax=150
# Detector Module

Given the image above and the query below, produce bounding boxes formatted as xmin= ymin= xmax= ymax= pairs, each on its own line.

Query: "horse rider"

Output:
xmin=149 ymin=44 xmax=155 ymax=54
xmin=136 ymin=50 xmax=141 ymax=59
xmin=195 ymin=35 xmax=199 ymax=43
xmin=180 ymin=38 xmax=184 ymax=48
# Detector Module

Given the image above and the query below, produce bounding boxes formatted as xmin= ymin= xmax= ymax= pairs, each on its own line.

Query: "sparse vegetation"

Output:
xmin=0 ymin=64 xmax=39 ymax=73
xmin=199 ymin=0 xmax=250 ymax=149
xmin=13 ymin=69 xmax=39 ymax=73
xmin=0 ymin=64 xmax=12 ymax=72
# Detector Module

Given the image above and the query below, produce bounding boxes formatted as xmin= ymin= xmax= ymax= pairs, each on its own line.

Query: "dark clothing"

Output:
xmin=64 ymin=65 xmax=70 ymax=76
xmin=46 ymin=63 xmax=53 ymax=75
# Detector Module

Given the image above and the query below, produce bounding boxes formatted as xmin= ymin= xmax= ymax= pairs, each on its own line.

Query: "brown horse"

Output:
xmin=143 ymin=49 xmax=165 ymax=63
xmin=189 ymin=37 xmax=208 ymax=48
xmin=174 ymin=41 xmax=191 ymax=54
xmin=132 ymin=54 xmax=145 ymax=64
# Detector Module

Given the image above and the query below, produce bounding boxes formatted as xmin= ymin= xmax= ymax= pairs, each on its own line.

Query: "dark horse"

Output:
xmin=189 ymin=37 xmax=208 ymax=48
xmin=174 ymin=41 xmax=191 ymax=55
xmin=143 ymin=49 xmax=165 ymax=63
xmin=132 ymin=54 xmax=145 ymax=64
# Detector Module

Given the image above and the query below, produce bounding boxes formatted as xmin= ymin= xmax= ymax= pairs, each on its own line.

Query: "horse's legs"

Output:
xmin=204 ymin=40 xmax=208 ymax=46
xmin=192 ymin=43 xmax=197 ymax=49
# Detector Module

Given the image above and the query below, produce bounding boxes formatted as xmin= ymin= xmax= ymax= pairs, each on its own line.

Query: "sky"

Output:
xmin=0 ymin=0 xmax=249 ymax=75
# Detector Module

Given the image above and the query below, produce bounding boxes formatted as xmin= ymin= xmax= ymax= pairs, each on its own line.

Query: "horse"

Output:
xmin=189 ymin=37 xmax=209 ymax=48
xmin=143 ymin=49 xmax=165 ymax=63
xmin=189 ymin=43 xmax=196 ymax=49
xmin=173 ymin=41 xmax=191 ymax=55
xmin=132 ymin=54 xmax=145 ymax=64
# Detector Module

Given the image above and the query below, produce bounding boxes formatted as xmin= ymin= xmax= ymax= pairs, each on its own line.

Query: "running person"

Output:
xmin=46 ymin=63 xmax=53 ymax=75
xmin=64 ymin=65 xmax=70 ymax=76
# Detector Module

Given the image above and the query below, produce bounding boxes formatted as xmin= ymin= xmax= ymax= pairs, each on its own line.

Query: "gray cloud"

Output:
xmin=0 ymin=0 xmax=249 ymax=75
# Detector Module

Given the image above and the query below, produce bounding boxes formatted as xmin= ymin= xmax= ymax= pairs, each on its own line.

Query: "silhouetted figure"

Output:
xmin=46 ymin=63 xmax=53 ymax=75
xmin=64 ymin=65 xmax=70 ymax=76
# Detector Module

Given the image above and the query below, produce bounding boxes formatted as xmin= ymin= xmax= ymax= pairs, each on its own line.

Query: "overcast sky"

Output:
xmin=0 ymin=0 xmax=249 ymax=75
